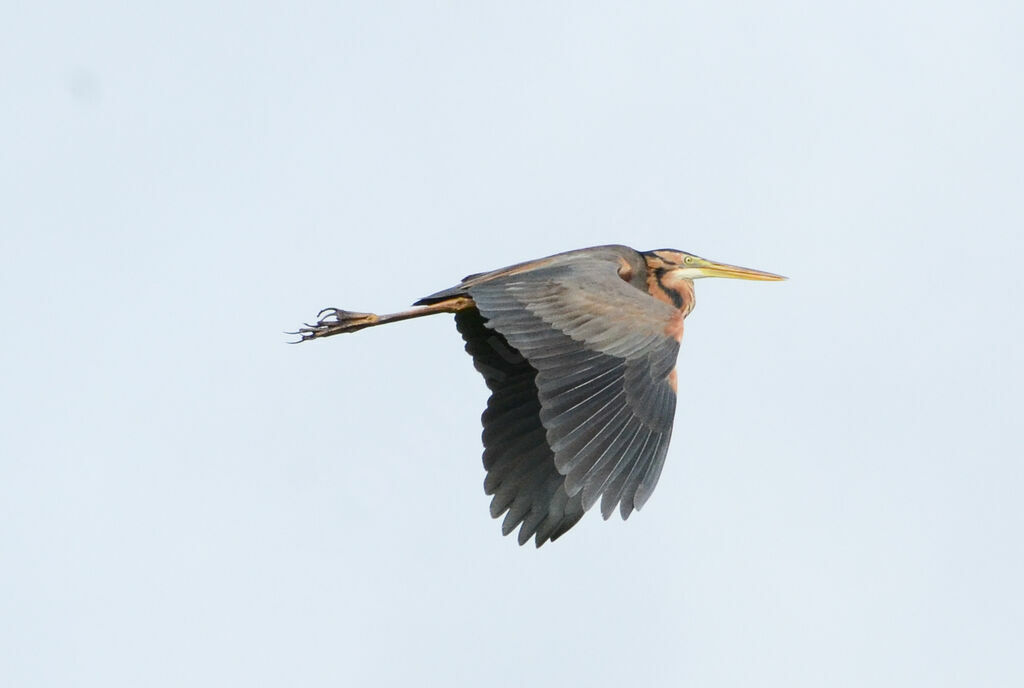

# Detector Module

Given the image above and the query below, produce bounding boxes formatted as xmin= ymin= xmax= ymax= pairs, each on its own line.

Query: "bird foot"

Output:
xmin=288 ymin=308 xmax=380 ymax=342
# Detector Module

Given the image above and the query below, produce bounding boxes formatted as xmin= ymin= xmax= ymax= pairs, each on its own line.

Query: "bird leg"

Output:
xmin=289 ymin=296 xmax=473 ymax=343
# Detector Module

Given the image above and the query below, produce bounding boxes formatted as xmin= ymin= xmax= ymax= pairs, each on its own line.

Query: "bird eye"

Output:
xmin=684 ymin=256 xmax=694 ymax=264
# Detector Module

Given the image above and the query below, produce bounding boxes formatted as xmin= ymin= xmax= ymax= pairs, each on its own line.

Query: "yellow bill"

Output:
xmin=691 ymin=257 xmax=787 ymax=281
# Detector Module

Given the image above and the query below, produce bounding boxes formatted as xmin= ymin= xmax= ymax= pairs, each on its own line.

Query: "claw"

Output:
xmin=287 ymin=308 xmax=379 ymax=343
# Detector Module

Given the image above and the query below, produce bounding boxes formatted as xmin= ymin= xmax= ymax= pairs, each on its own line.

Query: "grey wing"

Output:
xmin=415 ymin=244 xmax=645 ymax=306
xmin=455 ymin=309 xmax=585 ymax=546
xmin=467 ymin=256 xmax=682 ymax=522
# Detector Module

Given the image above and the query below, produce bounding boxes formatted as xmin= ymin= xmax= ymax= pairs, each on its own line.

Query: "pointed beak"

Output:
xmin=693 ymin=258 xmax=787 ymax=281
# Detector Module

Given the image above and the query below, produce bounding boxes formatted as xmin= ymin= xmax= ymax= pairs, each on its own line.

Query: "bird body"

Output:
xmin=294 ymin=245 xmax=784 ymax=546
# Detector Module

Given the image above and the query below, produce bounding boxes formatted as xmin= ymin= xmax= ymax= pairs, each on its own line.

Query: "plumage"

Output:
xmin=293 ymin=244 xmax=785 ymax=546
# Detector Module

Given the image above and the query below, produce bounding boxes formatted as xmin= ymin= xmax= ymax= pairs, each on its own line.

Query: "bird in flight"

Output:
xmin=293 ymin=245 xmax=785 ymax=546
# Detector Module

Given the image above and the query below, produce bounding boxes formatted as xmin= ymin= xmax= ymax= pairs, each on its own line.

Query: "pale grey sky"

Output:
xmin=3 ymin=2 xmax=1022 ymax=686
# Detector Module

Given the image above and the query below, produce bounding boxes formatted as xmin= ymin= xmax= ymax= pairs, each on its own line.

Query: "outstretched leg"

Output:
xmin=289 ymin=296 xmax=474 ymax=342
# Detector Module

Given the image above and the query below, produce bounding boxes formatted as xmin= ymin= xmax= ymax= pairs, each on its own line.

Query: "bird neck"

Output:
xmin=646 ymin=268 xmax=696 ymax=317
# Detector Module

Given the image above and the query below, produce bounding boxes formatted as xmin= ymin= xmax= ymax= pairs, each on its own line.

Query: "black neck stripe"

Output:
xmin=654 ymin=268 xmax=685 ymax=309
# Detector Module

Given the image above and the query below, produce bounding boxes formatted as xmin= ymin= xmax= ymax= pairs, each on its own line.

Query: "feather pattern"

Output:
xmin=436 ymin=245 xmax=682 ymax=544
xmin=455 ymin=309 xmax=584 ymax=546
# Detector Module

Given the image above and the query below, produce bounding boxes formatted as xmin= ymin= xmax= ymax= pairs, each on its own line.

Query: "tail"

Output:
xmin=289 ymin=296 xmax=474 ymax=343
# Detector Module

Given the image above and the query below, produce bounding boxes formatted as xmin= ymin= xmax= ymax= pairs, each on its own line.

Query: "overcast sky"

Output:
xmin=3 ymin=2 xmax=1022 ymax=686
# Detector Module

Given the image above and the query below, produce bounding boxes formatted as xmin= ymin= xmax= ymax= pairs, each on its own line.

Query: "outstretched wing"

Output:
xmin=455 ymin=309 xmax=585 ymax=546
xmin=432 ymin=247 xmax=683 ymax=544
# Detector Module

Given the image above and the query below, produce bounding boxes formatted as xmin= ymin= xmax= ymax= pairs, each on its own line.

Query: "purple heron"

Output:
xmin=293 ymin=245 xmax=784 ymax=546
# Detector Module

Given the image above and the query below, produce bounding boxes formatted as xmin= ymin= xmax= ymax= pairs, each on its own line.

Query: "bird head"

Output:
xmin=644 ymin=250 xmax=787 ymax=282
